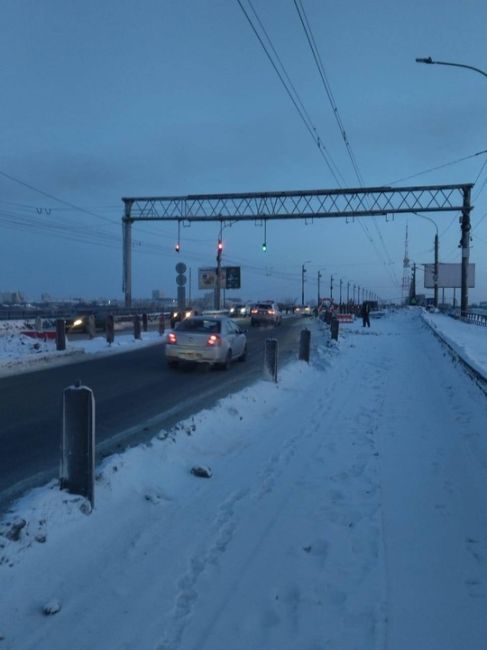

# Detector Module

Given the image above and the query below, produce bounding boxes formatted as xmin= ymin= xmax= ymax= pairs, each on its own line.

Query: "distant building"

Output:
xmin=152 ymin=289 xmax=165 ymax=300
xmin=0 ymin=291 xmax=25 ymax=304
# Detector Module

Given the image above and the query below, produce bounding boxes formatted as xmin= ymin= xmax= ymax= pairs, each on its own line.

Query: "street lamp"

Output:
xmin=416 ymin=57 xmax=487 ymax=78
xmin=413 ymin=212 xmax=439 ymax=307
xmin=301 ymin=261 xmax=311 ymax=306
xmin=415 ymin=56 xmax=483 ymax=317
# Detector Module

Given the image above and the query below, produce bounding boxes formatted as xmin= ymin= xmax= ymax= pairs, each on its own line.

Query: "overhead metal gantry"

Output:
xmin=122 ymin=183 xmax=473 ymax=314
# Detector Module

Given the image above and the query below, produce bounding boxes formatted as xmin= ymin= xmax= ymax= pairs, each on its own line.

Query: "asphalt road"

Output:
xmin=0 ymin=317 xmax=310 ymax=511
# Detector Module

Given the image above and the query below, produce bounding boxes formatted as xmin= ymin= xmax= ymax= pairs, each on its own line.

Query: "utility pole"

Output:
xmin=317 ymin=270 xmax=322 ymax=305
xmin=434 ymin=232 xmax=439 ymax=308
xmin=215 ymin=238 xmax=223 ymax=310
xmin=330 ymin=274 xmax=334 ymax=301
xmin=339 ymin=278 xmax=343 ymax=306
xmin=301 ymin=264 xmax=306 ymax=306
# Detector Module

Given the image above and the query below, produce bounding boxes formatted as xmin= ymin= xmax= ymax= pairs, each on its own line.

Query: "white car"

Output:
xmin=250 ymin=302 xmax=282 ymax=326
xmin=165 ymin=316 xmax=247 ymax=369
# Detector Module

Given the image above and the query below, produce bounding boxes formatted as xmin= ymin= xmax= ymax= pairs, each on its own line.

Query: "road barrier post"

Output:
xmin=106 ymin=314 xmax=114 ymax=345
xmin=299 ymin=328 xmax=311 ymax=362
xmin=87 ymin=314 xmax=96 ymax=339
xmin=60 ymin=381 xmax=95 ymax=507
xmin=142 ymin=313 xmax=148 ymax=332
xmin=264 ymin=338 xmax=278 ymax=382
xmin=134 ymin=314 xmax=141 ymax=340
xmin=55 ymin=319 xmax=66 ymax=351
xmin=331 ymin=316 xmax=339 ymax=341
xmin=158 ymin=313 xmax=165 ymax=336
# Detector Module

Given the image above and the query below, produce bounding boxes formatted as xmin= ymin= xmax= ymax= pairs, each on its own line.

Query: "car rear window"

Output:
xmin=176 ymin=319 xmax=221 ymax=333
xmin=256 ymin=304 xmax=273 ymax=309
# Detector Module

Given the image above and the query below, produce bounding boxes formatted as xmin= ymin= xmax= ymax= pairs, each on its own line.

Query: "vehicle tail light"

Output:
xmin=167 ymin=332 xmax=177 ymax=344
xmin=251 ymin=308 xmax=258 ymax=314
xmin=207 ymin=334 xmax=222 ymax=346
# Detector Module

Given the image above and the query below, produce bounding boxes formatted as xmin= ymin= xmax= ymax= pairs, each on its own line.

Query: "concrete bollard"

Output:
xmin=299 ymin=328 xmax=311 ymax=362
xmin=158 ymin=313 xmax=165 ymax=336
xmin=87 ymin=314 xmax=96 ymax=339
xmin=142 ymin=313 xmax=148 ymax=332
xmin=264 ymin=338 xmax=278 ymax=382
xmin=55 ymin=319 xmax=66 ymax=351
xmin=331 ymin=316 xmax=339 ymax=341
xmin=60 ymin=381 xmax=95 ymax=507
xmin=106 ymin=314 xmax=114 ymax=345
xmin=133 ymin=314 xmax=141 ymax=340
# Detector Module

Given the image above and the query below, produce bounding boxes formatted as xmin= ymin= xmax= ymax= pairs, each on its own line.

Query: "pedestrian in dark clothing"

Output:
xmin=361 ymin=301 xmax=370 ymax=327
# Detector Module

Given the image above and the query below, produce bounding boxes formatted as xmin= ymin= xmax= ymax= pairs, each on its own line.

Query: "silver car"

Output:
xmin=165 ymin=316 xmax=247 ymax=369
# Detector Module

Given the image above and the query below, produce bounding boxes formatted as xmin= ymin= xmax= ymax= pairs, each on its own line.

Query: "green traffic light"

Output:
xmin=262 ymin=242 xmax=267 ymax=252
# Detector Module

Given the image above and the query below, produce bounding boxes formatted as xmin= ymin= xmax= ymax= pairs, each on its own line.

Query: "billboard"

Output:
xmin=198 ymin=267 xmax=219 ymax=290
xmin=424 ymin=263 xmax=475 ymax=289
xmin=198 ymin=266 xmax=241 ymax=290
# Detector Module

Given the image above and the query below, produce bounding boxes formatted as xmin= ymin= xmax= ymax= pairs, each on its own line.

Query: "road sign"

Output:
xmin=225 ymin=266 xmax=241 ymax=289
xmin=175 ymin=262 xmax=187 ymax=274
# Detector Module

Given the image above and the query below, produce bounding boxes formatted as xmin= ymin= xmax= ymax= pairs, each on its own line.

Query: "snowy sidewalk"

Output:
xmin=1 ymin=310 xmax=487 ymax=649
xmin=421 ymin=310 xmax=487 ymax=381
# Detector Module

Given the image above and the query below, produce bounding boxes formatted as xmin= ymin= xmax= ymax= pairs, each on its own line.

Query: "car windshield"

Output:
xmin=175 ymin=318 xmax=221 ymax=333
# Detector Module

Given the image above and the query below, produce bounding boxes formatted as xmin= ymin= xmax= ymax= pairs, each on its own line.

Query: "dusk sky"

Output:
xmin=1 ymin=0 xmax=486 ymax=304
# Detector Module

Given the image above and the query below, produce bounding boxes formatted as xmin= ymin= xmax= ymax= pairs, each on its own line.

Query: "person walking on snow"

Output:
xmin=361 ymin=301 xmax=370 ymax=327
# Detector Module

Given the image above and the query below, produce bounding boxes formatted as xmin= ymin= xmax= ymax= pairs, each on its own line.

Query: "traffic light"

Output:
xmin=217 ymin=239 xmax=223 ymax=261
xmin=262 ymin=241 xmax=267 ymax=252
xmin=175 ymin=242 xmax=181 ymax=253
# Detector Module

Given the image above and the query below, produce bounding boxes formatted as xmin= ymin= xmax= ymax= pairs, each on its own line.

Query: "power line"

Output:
xmin=235 ymin=0 xmax=344 ymax=185
xmin=388 ymin=150 xmax=487 ymax=185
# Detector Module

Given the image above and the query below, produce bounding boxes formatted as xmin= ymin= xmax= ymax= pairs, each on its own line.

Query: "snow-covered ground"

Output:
xmin=1 ymin=308 xmax=487 ymax=649
xmin=0 ymin=322 xmax=164 ymax=377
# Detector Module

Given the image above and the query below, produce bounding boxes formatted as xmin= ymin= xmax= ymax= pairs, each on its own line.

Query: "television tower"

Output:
xmin=401 ymin=225 xmax=411 ymax=304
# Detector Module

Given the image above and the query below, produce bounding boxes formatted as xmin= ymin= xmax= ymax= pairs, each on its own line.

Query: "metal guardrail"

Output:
xmin=461 ymin=312 xmax=487 ymax=327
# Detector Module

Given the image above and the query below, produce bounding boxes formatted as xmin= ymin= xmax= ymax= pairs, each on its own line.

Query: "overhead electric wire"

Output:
xmin=293 ymin=0 xmax=399 ymax=289
xmin=235 ymin=0 xmax=344 ymax=185
xmin=388 ymin=149 xmax=487 ymax=186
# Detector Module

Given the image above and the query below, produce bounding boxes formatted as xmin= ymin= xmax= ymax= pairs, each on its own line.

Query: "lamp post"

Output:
xmin=416 ymin=56 xmax=487 ymax=78
xmin=416 ymin=56 xmax=484 ymax=316
xmin=301 ymin=261 xmax=311 ymax=306
xmin=414 ymin=213 xmax=439 ymax=307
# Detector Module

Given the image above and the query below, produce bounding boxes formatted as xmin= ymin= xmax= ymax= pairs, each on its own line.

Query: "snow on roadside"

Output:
xmin=422 ymin=310 xmax=487 ymax=380
xmin=0 ymin=330 xmax=165 ymax=377
xmin=0 ymin=319 xmax=389 ymax=649
xmin=1 ymin=309 xmax=487 ymax=649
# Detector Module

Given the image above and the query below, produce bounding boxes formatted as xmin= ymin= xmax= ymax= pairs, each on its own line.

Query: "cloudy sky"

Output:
xmin=1 ymin=0 xmax=486 ymax=304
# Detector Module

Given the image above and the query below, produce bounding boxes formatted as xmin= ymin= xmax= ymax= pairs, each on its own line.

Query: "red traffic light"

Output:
xmin=217 ymin=239 xmax=223 ymax=252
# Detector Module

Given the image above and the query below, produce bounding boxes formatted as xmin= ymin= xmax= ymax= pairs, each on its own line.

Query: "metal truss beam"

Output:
xmin=122 ymin=183 xmax=473 ymax=317
xmin=122 ymin=183 xmax=471 ymax=222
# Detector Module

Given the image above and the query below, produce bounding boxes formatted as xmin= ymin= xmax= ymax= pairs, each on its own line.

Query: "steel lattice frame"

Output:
xmin=122 ymin=183 xmax=473 ymax=314
xmin=122 ymin=183 xmax=470 ymax=222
